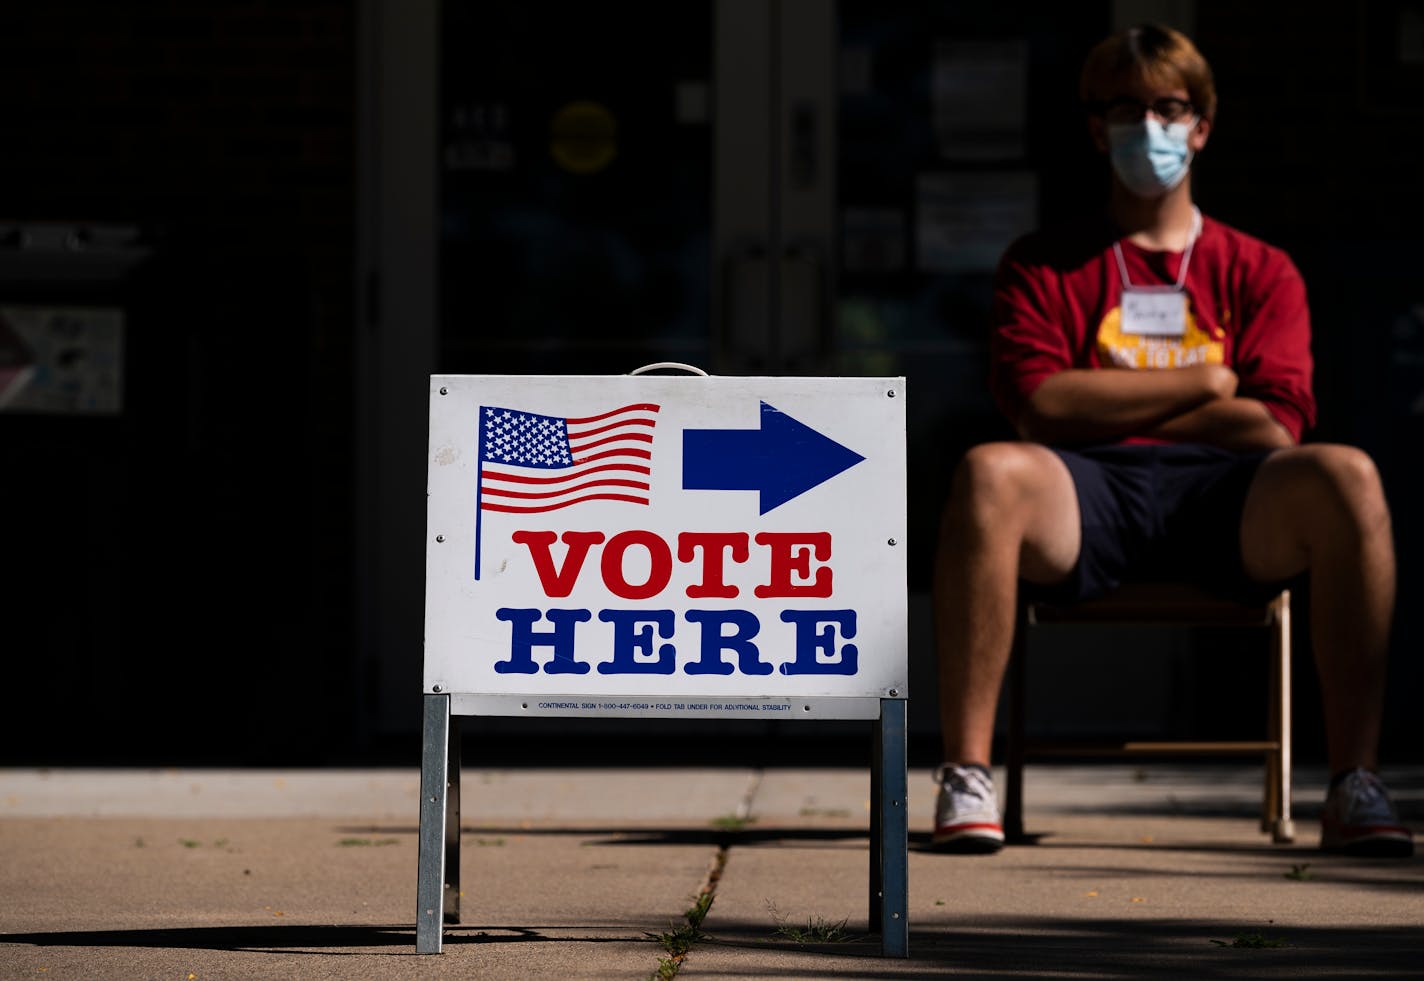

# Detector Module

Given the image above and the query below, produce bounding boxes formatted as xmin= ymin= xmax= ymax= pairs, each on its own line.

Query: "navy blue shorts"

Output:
xmin=1028 ymin=443 xmax=1278 ymax=604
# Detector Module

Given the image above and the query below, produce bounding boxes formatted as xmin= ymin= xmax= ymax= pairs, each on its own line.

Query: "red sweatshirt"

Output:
xmin=988 ymin=213 xmax=1316 ymax=444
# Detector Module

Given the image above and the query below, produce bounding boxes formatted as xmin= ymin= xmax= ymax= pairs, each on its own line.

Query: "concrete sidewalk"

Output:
xmin=1 ymin=764 xmax=1420 ymax=979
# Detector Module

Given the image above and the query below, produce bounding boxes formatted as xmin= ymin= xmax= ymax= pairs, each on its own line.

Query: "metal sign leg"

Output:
xmin=872 ymin=697 xmax=908 ymax=957
xmin=870 ymin=727 xmax=882 ymax=930
xmin=417 ymin=693 xmax=460 ymax=953
xmin=446 ymin=711 xmax=463 ymax=920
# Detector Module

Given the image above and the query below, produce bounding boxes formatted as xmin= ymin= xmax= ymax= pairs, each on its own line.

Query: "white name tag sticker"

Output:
xmin=1121 ymin=288 xmax=1187 ymax=337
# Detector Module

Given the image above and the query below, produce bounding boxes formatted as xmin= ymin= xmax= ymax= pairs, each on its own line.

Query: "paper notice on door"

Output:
xmin=916 ymin=171 xmax=1037 ymax=273
xmin=933 ymin=40 xmax=1028 ymax=161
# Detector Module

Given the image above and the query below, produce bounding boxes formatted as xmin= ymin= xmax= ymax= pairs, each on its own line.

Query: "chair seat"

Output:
xmin=1028 ymin=581 xmax=1277 ymax=626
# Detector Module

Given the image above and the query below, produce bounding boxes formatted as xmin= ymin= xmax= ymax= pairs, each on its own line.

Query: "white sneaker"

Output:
xmin=931 ymin=764 xmax=1004 ymax=853
xmin=1321 ymin=768 xmax=1414 ymax=857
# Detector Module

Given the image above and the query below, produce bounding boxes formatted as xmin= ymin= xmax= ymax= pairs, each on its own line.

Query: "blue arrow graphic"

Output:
xmin=683 ymin=401 xmax=866 ymax=514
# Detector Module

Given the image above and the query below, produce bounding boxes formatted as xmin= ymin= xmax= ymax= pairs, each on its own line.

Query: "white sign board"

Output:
xmin=423 ymin=374 xmax=907 ymax=719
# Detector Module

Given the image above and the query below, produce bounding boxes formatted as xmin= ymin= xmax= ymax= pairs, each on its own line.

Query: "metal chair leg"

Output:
xmin=1003 ymin=610 xmax=1028 ymax=842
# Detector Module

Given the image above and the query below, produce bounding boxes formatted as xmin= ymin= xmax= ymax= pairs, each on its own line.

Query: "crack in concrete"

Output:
xmin=649 ymin=769 xmax=764 ymax=979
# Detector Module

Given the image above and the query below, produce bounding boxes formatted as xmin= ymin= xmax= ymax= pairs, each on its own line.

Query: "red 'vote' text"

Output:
xmin=510 ymin=530 xmax=834 ymax=600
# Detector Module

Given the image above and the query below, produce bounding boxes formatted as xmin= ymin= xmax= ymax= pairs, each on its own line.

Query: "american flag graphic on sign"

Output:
xmin=474 ymin=402 xmax=660 ymax=577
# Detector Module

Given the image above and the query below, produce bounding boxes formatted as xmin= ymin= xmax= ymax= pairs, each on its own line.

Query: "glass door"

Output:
xmin=436 ymin=0 xmax=842 ymax=378
xmin=439 ymin=1 xmax=714 ymax=376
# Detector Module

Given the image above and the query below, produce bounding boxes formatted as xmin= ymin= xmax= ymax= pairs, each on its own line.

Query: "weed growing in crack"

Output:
xmin=645 ymin=890 xmax=716 ymax=980
xmin=766 ymin=900 xmax=855 ymax=944
xmin=709 ymin=814 xmax=755 ymax=832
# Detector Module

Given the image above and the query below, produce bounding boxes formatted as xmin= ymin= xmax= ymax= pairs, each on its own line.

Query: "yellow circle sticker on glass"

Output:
xmin=550 ymin=101 xmax=618 ymax=175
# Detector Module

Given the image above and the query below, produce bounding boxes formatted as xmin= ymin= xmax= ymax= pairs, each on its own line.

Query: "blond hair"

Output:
xmin=1080 ymin=23 xmax=1217 ymax=120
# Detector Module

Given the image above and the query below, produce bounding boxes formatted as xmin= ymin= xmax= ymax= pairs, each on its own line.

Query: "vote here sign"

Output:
xmin=423 ymin=374 xmax=907 ymax=717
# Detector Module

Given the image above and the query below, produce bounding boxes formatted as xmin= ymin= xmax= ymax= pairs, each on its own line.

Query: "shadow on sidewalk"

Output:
xmin=341 ymin=823 xmax=874 ymax=848
xmin=335 ymin=822 xmax=1332 ymax=856
xmin=0 ymin=924 xmax=618 ymax=954
xmin=700 ymin=918 xmax=1424 ymax=978
xmin=7 ymin=918 xmax=1421 ymax=976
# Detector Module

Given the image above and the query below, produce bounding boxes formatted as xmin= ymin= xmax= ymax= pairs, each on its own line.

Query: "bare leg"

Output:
xmin=935 ymin=442 xmax=1083 ymax=766
xmin=1239 ymin=445 xmax=1395 ymax=774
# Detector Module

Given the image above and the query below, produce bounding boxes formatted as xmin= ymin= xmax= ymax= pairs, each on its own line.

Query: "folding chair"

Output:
xmin=1003 ymin=583 xmax=1293 ymax=843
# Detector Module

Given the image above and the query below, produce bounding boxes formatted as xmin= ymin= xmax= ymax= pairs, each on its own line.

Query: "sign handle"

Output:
xmin=627 ymin=362 xmax=709 ymax=376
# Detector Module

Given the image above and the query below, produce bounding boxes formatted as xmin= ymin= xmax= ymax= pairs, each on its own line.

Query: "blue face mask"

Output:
xmin=1107 ymin=118 xmax=1195 ymax=198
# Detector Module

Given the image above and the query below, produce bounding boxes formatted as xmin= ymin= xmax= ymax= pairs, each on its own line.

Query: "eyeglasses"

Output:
xmin=1094 ymin=97 xmax=1195 ymax=125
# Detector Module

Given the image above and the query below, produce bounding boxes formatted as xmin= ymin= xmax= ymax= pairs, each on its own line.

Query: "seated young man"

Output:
xmin=931 ymin=23 xmax=1413 ymax=857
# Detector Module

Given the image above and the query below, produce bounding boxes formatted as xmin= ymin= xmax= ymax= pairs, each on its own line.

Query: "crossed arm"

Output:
xmin=1016 ymin=363 xmax=1295 ymax=451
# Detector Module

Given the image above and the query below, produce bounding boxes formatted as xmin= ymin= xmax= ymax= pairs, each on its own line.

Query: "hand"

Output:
xmin=1191 ymin=363 xmax=1239 ymax=401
